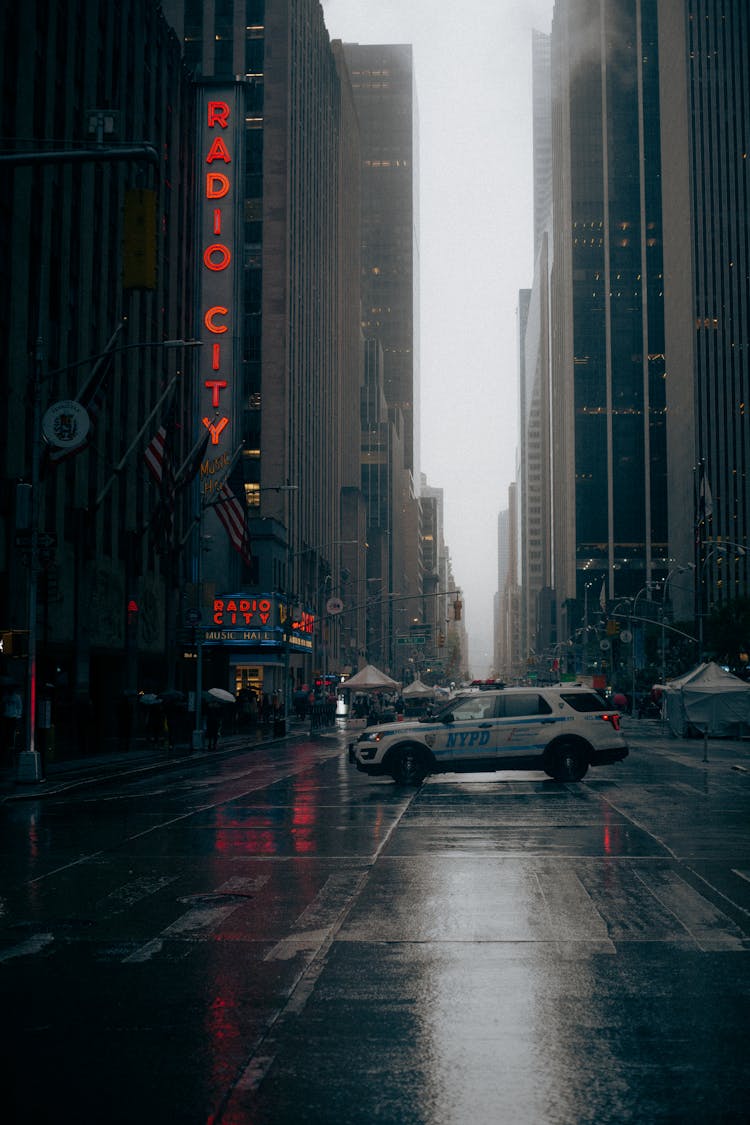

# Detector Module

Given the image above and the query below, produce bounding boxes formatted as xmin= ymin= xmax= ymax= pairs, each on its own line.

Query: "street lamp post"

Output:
xmin=582 ymin=580 xmax=596 ymax=674
xmin=660 ymin=566 xmax=687 ymax=685
xmin=17 ymin=340 xmax=45 ymax=782
xmin=625 ymin=586 xmax=656 ymax=708
xmin=16 ymin=333 xmax=201 ymax=784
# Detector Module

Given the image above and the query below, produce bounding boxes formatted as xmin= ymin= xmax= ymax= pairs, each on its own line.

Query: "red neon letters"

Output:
xmin=201 ymin=100 xmax=234 ymax=454
xmin=213 ymin=598 xmax=273 ymax=627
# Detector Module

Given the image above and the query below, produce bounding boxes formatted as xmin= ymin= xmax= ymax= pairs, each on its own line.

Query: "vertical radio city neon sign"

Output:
xmin=198 ymin=86 xmax=241 ymax=494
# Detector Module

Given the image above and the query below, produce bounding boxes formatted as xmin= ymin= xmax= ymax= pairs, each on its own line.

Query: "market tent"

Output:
xmin=402 ymin=678 xmax=435 ymax=698
xmin=664 ymin=662 xmax=750 ymax=737
xmin=343 ymin=664 xmax=400 ymax=692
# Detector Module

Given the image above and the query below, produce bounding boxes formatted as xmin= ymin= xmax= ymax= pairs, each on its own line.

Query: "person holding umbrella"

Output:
xmin=204 ymin=688 xmax=235 ymax=750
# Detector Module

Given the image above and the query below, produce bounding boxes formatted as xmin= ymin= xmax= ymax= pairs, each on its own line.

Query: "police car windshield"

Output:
xmin=423 ymin=695 xmax=473 ymax=722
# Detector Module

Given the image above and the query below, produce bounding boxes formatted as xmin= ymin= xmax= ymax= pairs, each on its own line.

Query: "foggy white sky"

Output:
xmin=322 ymin=0 xmax=555 ymax=677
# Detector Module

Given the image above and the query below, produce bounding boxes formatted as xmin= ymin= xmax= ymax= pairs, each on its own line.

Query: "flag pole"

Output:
xmin=174 ymin=417 xmax=214 ymax=488
xmin=94 ymin=376 xmax=178 ymax=507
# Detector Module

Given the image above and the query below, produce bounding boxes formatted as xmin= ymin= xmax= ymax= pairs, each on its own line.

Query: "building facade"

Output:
xmin=1 ymin=0 xmax=196 ymax=752
xmin=343 ymin=41 xmax=428 ymax=671
xmin=550 ymin=0 xmax=669 ymax=644
xmin=343 ymin=43 xmax=421 ymax=480
xmin=164 ymin=0 xmax=368 ymax=702
xmin=659 ymin=0 xmax=749 ymax=622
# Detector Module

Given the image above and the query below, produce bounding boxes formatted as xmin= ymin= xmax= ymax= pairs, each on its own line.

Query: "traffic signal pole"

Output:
xmin=16 ymin=340 xmax=44 ymax=783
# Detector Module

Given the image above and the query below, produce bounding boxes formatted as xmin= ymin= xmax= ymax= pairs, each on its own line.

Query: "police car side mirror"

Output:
xmin=442 ymin=712 xmax=455 ymax=724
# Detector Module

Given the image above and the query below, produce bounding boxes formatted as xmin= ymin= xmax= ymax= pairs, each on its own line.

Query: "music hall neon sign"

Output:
xmin=211 ymin=595 xmax=316 ymax=643
xmin=198 ymin=89 xmax=240 ymax=495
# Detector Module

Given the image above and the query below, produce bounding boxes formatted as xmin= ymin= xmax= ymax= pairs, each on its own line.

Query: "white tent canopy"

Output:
xmin=402 ymin=677 xmax=435 ymax=698
xmin=664 ymin=662 xmax=750 ymax=737
xmin=343 ymin=664 xmax=400 ymax=692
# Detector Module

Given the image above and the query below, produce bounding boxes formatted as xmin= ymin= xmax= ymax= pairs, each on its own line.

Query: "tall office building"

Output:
xmin=495 ymin=509 xmax=512 ymax=677
xmin=360 ymin=336 xmax=410 ymax=671
xmin=532 ymin=29 xmax=553 ymax=257
xmin=342 ymin=44 xmax=420 ymax=480
xmin=514 ymin=32 xmax=555 ymax=670
xmin=342 ymin=42 xmax=424 ymax=654
xmin=0 ymin=0 xmax=195 ymax=752
xmin=163 ymin=0 xmax=367 ymax=696
xmin=659 ymin=0 xmax=749 ymax=620
xmin=497 ymin=484 xmax=522 ymax=681
xmin=550 ymin=0 xmax=668 ymax=642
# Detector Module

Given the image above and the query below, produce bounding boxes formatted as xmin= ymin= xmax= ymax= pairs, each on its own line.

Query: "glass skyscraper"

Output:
xmin=551 ymin=0 xmax=668 ymax=638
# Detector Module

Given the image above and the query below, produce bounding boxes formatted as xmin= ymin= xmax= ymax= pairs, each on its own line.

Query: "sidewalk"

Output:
xmin=0 ymin=720 xmax=309 ymax=804
xmin=621 ymin=715 xmax=750 ymax=771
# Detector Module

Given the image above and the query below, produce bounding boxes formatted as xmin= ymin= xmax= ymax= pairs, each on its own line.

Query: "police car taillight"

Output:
xmin=599 ymin=712 xmax=620 ymax=731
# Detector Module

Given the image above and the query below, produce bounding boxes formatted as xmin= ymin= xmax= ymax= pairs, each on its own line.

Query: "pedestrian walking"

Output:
xmin=205 ymin=705 xmax=221 ymax=751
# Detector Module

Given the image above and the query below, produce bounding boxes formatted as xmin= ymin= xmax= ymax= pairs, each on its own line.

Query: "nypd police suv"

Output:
xmin=349 ymin=685 xmax=628 ymax=785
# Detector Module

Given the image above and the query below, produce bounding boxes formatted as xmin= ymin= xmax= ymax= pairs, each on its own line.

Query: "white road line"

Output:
xmin=0 ymin=932 xmax=55 ymax=962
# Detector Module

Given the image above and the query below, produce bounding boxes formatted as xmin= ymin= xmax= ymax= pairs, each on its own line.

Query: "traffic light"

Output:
xmin=127 ymin=599 xmax=139 ymax=633
xmin=438 ymin=631 xmax=445 ymax=647
xmin=453 ymin=596 xmax=462 ymax=621
xmin=0 ymin=630 xmax=28 ymax=656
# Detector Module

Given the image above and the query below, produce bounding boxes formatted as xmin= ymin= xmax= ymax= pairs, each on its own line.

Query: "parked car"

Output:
xmin=349 ymin=685 xmax=628 ymax=785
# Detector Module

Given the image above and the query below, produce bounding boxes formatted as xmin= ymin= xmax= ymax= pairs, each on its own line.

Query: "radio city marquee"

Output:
xmin=202 ymin=595 xmax=315 ymax=651
xmin=197 ymin=86 xmax=241 ymax=497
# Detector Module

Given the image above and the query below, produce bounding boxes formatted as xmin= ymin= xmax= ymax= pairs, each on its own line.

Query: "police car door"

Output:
xmin=429 ymin=694 xmax=502 ymax=768
xmin=495 ymin=691 xmax=556 ymax=764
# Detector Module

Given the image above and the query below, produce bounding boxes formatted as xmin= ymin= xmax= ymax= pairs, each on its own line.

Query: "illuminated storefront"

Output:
xmin=203 ymin=594 xmax=314 ymax=697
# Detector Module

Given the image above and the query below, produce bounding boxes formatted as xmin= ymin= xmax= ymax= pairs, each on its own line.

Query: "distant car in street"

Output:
xmin=350 ymin=685 xmax=628 ymax=785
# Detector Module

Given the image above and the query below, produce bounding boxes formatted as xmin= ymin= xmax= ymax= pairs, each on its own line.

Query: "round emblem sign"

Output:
xmin=42 ymin=400 xmax=90 ymax=451
xmin=326 ymin=597 xmax=344 ymax=615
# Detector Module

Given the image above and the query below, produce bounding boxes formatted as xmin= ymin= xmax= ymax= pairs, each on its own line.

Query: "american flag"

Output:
xmin=144 ymin=406 xmax=176 ymax=552
xmin=144 ymin=424 xmax=169 ymax=483
xmin=213 ymin=482 xmax=252 ymax=566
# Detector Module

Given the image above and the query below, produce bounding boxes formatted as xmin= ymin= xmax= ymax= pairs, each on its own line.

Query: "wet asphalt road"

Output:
xmin=1 ymin=721 xmax=749 ymax=1124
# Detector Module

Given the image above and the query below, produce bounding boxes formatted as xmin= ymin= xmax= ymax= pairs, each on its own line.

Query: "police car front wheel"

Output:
xmin=389 ymin=745 xmax=429 ymax=786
